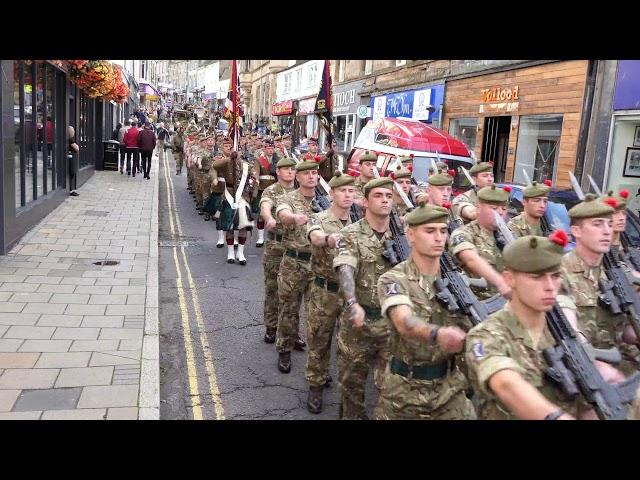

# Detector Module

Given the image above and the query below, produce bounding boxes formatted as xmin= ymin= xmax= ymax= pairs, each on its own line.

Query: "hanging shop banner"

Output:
xmin=370 ymin=84 xmax=444 ymax=122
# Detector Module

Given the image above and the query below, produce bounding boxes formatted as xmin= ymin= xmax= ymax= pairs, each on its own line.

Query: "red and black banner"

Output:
xmin=314 ymin=60 xmax=334 ymax=145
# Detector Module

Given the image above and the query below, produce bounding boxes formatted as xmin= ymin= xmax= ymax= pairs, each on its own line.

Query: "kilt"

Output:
xmin=219 ymin=198 xmax=254 ymax=232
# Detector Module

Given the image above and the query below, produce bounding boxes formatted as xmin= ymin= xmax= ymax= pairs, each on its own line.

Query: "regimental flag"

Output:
xmin=224 ymin=59 xmax=243 ymax=150
xmin=314 ymin=60 xmax=333 ymax=143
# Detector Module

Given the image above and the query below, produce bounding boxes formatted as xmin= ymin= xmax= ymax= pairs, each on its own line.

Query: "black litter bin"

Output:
xmin=103 ymin=140 xmax=120 ymax=171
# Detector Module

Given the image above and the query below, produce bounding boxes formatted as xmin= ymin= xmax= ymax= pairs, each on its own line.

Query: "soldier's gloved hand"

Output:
xmin=594 ymin=360 xmax=626 ymax=384
xmin=350 ymin=303 xmax=365 ymax=329
xmin=265 ymin=218 xmax=277 ymax=231
xmin=436 ymin=326 xmax=467 ymax=353
xmin=293 ymin=213 xmax=308 ymax=226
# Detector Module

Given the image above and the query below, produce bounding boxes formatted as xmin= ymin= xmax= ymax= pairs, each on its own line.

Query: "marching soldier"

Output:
xmin=559 ymin=194 xmax=639 ymax=375
xmin=282 ymin=133 xmax=292 ymax=154
xmin=452 ymin=161 xmax=494 ymax=223
xmin=172 ymin=126 xmax=185 ymax=175
xmin=388 ymin=165 xmax=414 ymax=217
xmin=254 ymin=139 xmax=279 ymax=248
xmin=305 ymin=171 xmax=356 ymax=413
xmin=317 ymin=138 xmax=341 ymax=182
xmin=449 ymin=185 xmax=512 ymax=300
xmin=274 ymin=161 xmax=320 ymax=373
xmin=375 ymin=202 xmax=476 ymax=420
xmin=212 ymin=145 xmax=259 ymax=265
xmin=603 ymin=189 xmax=632 ymax=262
xmin=333 ymin=177 xmax=395 ymax=420
xmin=465 ymin=234 xmax=597 ymax=419
xmin=507 ymin=180 xmax=552 ymax=238
xmin=353 ymin=151 xmax=377 ymax=206
xmin=259 ymin=157 xmax=297 ymax=344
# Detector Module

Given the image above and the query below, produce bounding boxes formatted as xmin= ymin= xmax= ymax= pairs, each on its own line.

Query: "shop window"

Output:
xmin=294 ymin=70 xmax=301 ymax=92
xmin=14 ymin=60 xmax=24 ymax=209
xmin=24 ymin=62 xmax=35 ymax=205
xmin=513 ymin=114 xmax=563 ymax=184
xmin=307 ymin=63 xmax=317 ymax=88
xmin=448 ymin=117 xmax=478 ymax=153
xmin=365 ymin=60 xmax=373 ymax=75
xmin=605 ymin=115 xmax=640 ymax=207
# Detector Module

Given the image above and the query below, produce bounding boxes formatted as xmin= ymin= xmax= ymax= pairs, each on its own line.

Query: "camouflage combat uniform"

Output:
xmin=259 ymin=182 xmax=295 ymax=334
xmin=172 ymin=131 xmax=184 ymax=172
xmin=333 ymin=218 xmax=393 ymax=419
xmin=452 ymin=188 xmax=477 ymax=222
xmin=275 ymin=189 xmax=316 ymax=353
xmin=465 ymin=306 xmax=589 ymax=419
xmin=449 ymin=221 xmax=504 ymax=299
xmin=559 ymin=250 xmax=639 ymax=375
xmin=375 ymin=258 xmax=476 ymax=420
xmin=507 ymin=213 xmax=543 ymax=238
xmin=305 ymin=210 xmax=351 ymax=387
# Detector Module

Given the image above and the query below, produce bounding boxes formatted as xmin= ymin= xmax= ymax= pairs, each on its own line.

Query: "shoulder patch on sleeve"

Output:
xmin=384 ymin=282 xmax=400 ymax=296
xmin=451 ymin=233 xmax=467 ymax=246
xmin=472 ymin=342 xmax=485 ymax=360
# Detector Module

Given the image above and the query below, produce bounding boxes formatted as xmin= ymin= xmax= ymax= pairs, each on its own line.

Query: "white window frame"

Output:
xmin=339 ymin=60 xmax=346 ymax=82
xmin=395 ymin=60 xmax=407 ymax=67
xmin=294 ymin=69 xmax=302 ymax=92
xmin=283 ymin=73 xmax=291 ymax=95
xmin=365 ymin=60 xmax=373 ymax=75
xmin=307 ymin=63 xmax=317 ymax=88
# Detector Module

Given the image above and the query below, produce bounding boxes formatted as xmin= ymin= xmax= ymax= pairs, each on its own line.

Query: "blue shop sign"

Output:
xmin=370 ymin=84 xmax=444 ymax=122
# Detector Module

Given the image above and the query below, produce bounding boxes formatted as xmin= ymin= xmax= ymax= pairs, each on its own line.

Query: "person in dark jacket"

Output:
xmin=68 ymin=126 xmax=80 ymax=196
xmin=117 ymin=121 xmax=131 ymax=174
xmin=137 ymin=122 xmax=156 ymax=180
xmin=123 ymin=122 xmax=141 ymax=177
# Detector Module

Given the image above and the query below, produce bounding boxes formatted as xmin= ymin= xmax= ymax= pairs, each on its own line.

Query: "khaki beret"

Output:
xmin=569 ymin=193 xmax=615 ymax=219
xmin=600 ymin=189 xmax=628 ymax=211
xmin=428 ymin=173 xmax=454 ymax=187
xmin=405 ymin=203 xmax=450 ymax=227
xmin=276 ymin=157 xmax=297 ymax=168
xmin=477 ymin=185 xmax=509 ymax=205
xmin=295 ymin=160 xmax=319 ymax=172
xmin=360 ymin=150 xmax=378 ymax=163
xmin=504 ymin=234 xmax=568 ymax=273
xmin=469 ymin=162 xmax=493 ymax=175
xmin=524 ymin=180 xmax=551 ymax=198
xmin=328 ymin=171 xmax=355 ymax=188
xmin=364 ymin=177 xmax=394 ymax=196
xmin=399 ymin=155 xmax=413 ymax=164
xmin=390 ymin=165 xmax=412 ymax=180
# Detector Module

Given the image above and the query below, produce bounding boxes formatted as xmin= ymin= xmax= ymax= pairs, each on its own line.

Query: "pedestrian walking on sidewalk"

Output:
xmin=123 ymin=121 xmax=141 ymax=177
xmin=68 ymin=126 xmax=80 ymax=196
xmin=138 ymin=122 xmax=156 ymax=180
xmin=117 ymin=121 xmax=130 ymax=174
xmin=156 ymin=122 xmax=170 ymax=163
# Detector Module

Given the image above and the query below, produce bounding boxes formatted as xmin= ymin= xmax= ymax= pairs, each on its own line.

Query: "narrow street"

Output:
xmin=158 ymin=151 xmax=375 ymax=419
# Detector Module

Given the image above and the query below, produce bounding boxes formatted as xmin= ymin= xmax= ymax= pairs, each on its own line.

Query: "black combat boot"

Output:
xmin=323 ymin=375 xmax=332 ymax=388
xmin=264 ymin=328 xmax=276 ymax=344
xmin=293 ymin=337 xmax=306 ymax=351
xmin=307 ymin=385 xmax=324 ymax=414
xmin=278 ymin=351 xmax=291 ymax=373
xmin=204 ymin=213 xmax=211 ymax=221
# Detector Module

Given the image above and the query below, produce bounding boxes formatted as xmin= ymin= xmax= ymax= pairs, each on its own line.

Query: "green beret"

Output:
xmin=436 ymin=161 xmax=448 ymax=170
xmin=364 ymin=177 xmax=394 ymax=196
xmin=477 ymin=185 xmax=509 ymax=205
xmin=504 ymin=235 xmax=565 ymax=273
xmin=569 ymin=193 xmax=615 ymax=219
xmin=273 ymin=136 xmax=282 ymax=141
xmin=524 ymin=181 xmax=551 ymax=198
xmin=391 ymin=165 xmax=412 ymax=180
xmin=399 ymin=155 xmax=413 ymax=164
xmin=405 ymin=203 xmax=449 ymax=227
xmin=600 ymin=190 xmax=627 ymax=211
xmin=276 ymin=157 xmax=297 ymax=169
xmin=295 ymin=160 xmax=320 ymax=172
xmin=469 ymin=162 xmax=493 ymax=175
xmin=328 ymin=171 xmax=355 ymax=188
xmin=428 ymin=173 xmax=454 ymax=186
xmin=360 ymin=150 xmax=378 ymax=163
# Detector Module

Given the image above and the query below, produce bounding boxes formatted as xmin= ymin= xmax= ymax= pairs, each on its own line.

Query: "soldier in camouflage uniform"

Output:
xmin=375 ymin=203 xmax=476 ymax=420
xmin=415 ymin=171 xmax=463 ymax=231
xmin=388 ymin=165 xmax=414 ymax=217
xmin=465 ymin=234 xmax=598 ymax=420
xmin=259 ymin=157 xmax=297 ymax=344
xmin=333 ymin=177 xmax=396 ymax=420
xmin=602 ymin=189 xmax=634 ymax=263
xmin=274 ymin=161 xmax=321 ymax=372
xmin=172 ymin=126 xmax=185 ymax=175
xmin=452 ymin=162 xmax=494 ymax=223
xmin=254 ymin=139 xmax=279 ymax=248
xmin=305 ymin=171 xmax=356 ymax=413
xmin=507 ymin=181 xmax=552 ymax=238
xmin=449 ymin=185 xmax=512 ymax=300
xmin=558 ymin=194 xmax=640 ymax=375
xmin=352 ymin=151 xmax=377 ymax=207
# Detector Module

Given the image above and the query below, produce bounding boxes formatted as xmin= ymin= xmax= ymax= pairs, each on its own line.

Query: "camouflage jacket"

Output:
xmin=353 ymin=177 xmax=368 ymax=201
xmin=276 ymin=189 xmax=316 ymax=253
xmin=260 ymin=182 xmax=295 ymax=256
xmin=212 ymin=155 xmax=258 ymax=203
xmin=507 ymin=213 xmax=543 ymax=238
xmin=465 ymin=306 xmax=587 ymax=420
xmin=307 ymin=209 xmax=351 ymax=282
xmin=452 ymin=188 xmax=477 ymax=221
xmin=333 ymin=218 xmax=394 ymax=309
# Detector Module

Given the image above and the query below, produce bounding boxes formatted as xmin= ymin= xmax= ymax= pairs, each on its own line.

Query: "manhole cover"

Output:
xmin=93 ymin=260 xmax=120 ymax=266
xmin=83 ymin=210 xmax=110 ymax=217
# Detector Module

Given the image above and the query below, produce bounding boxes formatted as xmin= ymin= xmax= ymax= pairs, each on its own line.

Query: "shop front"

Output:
xmin=272 ymin=99 xmax=295 ymax=137
xmin=603 ymin=61 xmax=640 ymax=213
xmin=332 ymin=80 xmax=365 ymax=152
xmin=443 ymin=60 xmax=590 ymax=186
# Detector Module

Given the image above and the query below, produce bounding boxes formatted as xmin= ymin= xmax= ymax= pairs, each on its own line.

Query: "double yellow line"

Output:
xmin=162 ymin=153 xmax=225 ymax=420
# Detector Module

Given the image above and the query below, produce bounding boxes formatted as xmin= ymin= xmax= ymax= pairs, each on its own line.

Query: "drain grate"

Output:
xmin=93 ymin=260 xmax=120 ymax=266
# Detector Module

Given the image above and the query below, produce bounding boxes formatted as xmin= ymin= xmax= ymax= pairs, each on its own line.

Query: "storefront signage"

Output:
xmin=272 ymin=100 xmax=294 ymax=116
xmin=357 ymin=105 xmax=370 ymax=119
xmin=481 ymin=86 xmax=519 ymax=103
xmin=298 ymin=98 xmax=317 ymax=115
xmin=333 ymin=80 xmax=366 ymax=115
xmin=370 ymin=84 xmax=443 ymax=122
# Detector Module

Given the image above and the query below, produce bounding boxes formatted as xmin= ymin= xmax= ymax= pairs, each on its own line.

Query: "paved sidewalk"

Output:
xmin=0 ymin=161 xmax=159 ymax=420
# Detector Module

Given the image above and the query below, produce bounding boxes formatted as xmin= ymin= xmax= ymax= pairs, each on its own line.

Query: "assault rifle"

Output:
xmin=494 ymin=209 xmax=640 ymax=420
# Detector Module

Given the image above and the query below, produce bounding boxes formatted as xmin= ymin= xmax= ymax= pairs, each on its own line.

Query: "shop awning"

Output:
xmin=272 ymin=100 xmax=294 ymax=116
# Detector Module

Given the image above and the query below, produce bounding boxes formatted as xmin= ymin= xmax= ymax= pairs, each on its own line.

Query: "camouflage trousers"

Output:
xmin=305 ymin=281 xmax=341 ymax=387
xmin=187 ymin=167 xmax=194 ymax=188
xmin=336 ymin=310 xmax=391 ymax=420
xmin=276 ymin=255 xmax=313 ymax=353
xmin=174 ymin=152 xmax=183 ymax=171
xmin=262 ymin=245 xmax=285 ymax=331
xmin=195 ymin=172 xmax=209 ymax=207
xmin=373 ymin=365 xmax=476 ymax=420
